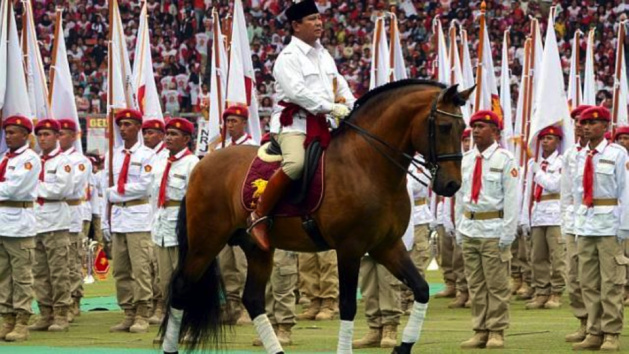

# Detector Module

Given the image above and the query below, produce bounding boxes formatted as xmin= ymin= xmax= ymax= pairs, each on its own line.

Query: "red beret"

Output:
xmin=614 ymin=126 xmax=629 ymax=141
xmin=470 ymin=110 xmax=501 ymax=129
xmin=223 ymin=104 xmax=249 ymax=121
xmin=3 ymin=115 xmax=33 ymax=133
xmin=35 ymin=119 xmax=61 ymax=134
xmin=461 ymin=128 xmax=471 ymax=140
xmin=115 ymin=109 xmax=143 ymax=125
xmin=142 ymin=119 xmax=165 ymax=132
xmin=570 ymin=105 xmax=592 ymax=119
xmin=579 ymin=106 xmax=611 ymax=123
xmin=58 ymin=119 xmax=78 ymax=132
xmin=538 ymin=126 xmax=563 ymax=139
xmin=165 ymin=117 xmax=194 ymax=135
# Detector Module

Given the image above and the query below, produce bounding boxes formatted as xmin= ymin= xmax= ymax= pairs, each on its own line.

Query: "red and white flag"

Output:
xmin=474 ymin=16 xmax=502 ymax=120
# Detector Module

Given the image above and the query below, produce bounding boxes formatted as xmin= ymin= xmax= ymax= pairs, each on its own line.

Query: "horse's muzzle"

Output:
xmin=435 ymin=180 xmax=461 ymax=197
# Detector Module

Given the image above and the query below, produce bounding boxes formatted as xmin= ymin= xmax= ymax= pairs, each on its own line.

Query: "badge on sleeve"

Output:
xmin=64 ymin=165 xmax=72 ymax=173
xmin=626 ymin=162 xmax=629 ymax=171
xmin=78 ymin=164 xmax=85 ymax=172
xmin=144 ymin=165 xmax=152 ymax=173
xmin=24 ymin=162 xmax=32 ymax=171
xmin=510 ymin=168 xmax=518 ymax=178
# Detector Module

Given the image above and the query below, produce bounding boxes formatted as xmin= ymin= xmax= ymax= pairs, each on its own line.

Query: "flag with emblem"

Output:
xmin=49 ymin=9 xmax=83 ymax=153
xmin=434 ymin=17 xmax=449 ymax=85
xmin=528 ymin=8 xmax=574 ymax=155
xmin=567 ymin=30 xmax=583 ymax=112
xmin=474 ymin=6 xmax=503 ymax=121
xmin=583 ymin=29 xmax=596 ymax=105
xmin=500 ymin=29 xmax=514 ymax=153
xmin=226 ymin=0 xmax=261 ymax=144
xmin=22 ymin=0 xmax=51 ymax=121
xmin=369 ymin=15 xmax=390 ymax=89
xmin=132 ymin=3 xmax=163 ymax=122
xmin=93 ymin=246 xmax=110 ymax=281
xmin=0 ymin=0 xmax=33 ymax=155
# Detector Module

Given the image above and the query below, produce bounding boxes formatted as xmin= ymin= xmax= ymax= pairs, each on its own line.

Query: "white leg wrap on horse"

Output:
xmin=402 ymin=301 xmax=428 ymax=343
xmin=253 ymin=314 xmax=283 ymax=354
xmin=162 ymin=307 xmax=184 ymax=353
xmin=337 ymin=320 xmax=354 ymax=353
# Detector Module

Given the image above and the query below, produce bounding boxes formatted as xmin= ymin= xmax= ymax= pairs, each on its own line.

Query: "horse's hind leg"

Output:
xmin=240 ymin=238 xmax=284 ymax=354
xmin=370 ymin=240 xmax=429 ymax=354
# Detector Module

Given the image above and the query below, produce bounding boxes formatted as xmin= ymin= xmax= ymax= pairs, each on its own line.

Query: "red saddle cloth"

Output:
xmin=241 ymin=155 xmax=325 ymax=217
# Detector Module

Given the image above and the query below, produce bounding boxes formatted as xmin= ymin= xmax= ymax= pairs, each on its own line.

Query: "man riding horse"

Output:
xmin=247 ymin=0 xmax=356 ymax=251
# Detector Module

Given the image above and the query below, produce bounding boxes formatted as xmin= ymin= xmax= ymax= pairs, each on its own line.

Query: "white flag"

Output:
xmin=613 ymin=25 xmax=628 ymax=126
xmin=460 ymin=29 xmax=476 ymax=111
xmin=22 ymin=0 xmax=51 ymax=120
xmin=474 ymin=18 xmax=502 ymax=121
xmin=500 ymin=30 xmax=514 ymax=153
xmin=369 ymin=16 xmax=390 ymax=89
xmin=448 ymin=26 xmax=470 ymax=123
xmin=567 ymin=31 xmax=583 ymax=111
xmin=0 ymin=0 xmax=8 ymax=111
xmin=389 ymin=15 xmax=407 ymax=81
xmin=434 ymin=18 xmax=449 ymax=85
xmin=583 ymin=29 xmax=596 ymax=105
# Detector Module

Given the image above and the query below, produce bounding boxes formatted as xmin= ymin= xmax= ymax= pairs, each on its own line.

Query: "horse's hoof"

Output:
xmin=392 ymin=342 xmax=413 ymax=354
xmin=163 ymin=352 xmax=178 ymax=354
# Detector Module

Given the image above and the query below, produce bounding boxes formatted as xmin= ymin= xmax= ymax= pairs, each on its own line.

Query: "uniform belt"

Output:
xmin=163 ymin=200 xmax=182 ymax=208
xmin=414 ymin=198 xmax=427 ymax=206
xmin=0 ymin=201 xmax=34 ymax=208
xmin=463 ymin=210 xmax=504 ymax=220
xmin=539 ymin=193 xmax=560 ymax=202
xmin=39 ymin=199 xmax=64 ymax=204
xmin=112 ymin=199 xmax=149 ymax=208
xmin=66 ymin=199 xmax=84 ymax=206
xmin=583 ymin=198 xmax=618 ymax=207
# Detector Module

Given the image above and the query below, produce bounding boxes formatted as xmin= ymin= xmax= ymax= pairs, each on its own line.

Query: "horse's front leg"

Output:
xmin=370 ymin=240 xmax=429 ymax=354
xmin=335 ymin=252 xmax=362 ymax=354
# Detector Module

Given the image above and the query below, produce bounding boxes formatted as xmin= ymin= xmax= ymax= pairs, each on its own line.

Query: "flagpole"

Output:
xmin=389 ymin=13 xmax=396 ymax=83
xmin=374 ymin=15 xmax=382 ymax=84
xmin=519 ymin=38 xmax=532 ymax=168
xmin=107 ymin=0 xmax=114 ymax=194
xmin=611 ymin=21 xmax=626 ymax=134
xmin=449 ymin=25 xmax=456 ymax=86
xmin=473 ymin=1 xmax=486 ymax=112
xmin=222 ymin=10 xmax=234 ymax=148
xmin=48 ymin=8 xmax=62 ymax=106
xmin=212 ymin=9 xmax=226 ymax=148
xmin=575 ymin=30 xmax=581 ymax=108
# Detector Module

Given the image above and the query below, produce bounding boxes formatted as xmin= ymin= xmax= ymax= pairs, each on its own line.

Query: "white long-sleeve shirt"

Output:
xmin=455 ymin=141 xmax=519 ymax=245
xmin=520 ymin=150 xmax=563 ymax=227
xmin=63 ymin=147 xmax=92 ymax=231
xmin=0 ymin=144 xmax=41 ymax=238
xmin=410 ymin=166 xmax=434 ymax=226
xmin=561 ymin=144 xmax=584 ymax=235
xmin=36 ymin=147 xmax=72 ymax=234
xmin=573 ymin=139 xmax=629 ymax=237
xmin=271 ymin=36 xmax=355 ymax=135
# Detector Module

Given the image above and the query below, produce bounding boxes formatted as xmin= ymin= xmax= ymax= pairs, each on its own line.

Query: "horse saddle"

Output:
xmin=241 ymin=138 xmax=325 ymax=218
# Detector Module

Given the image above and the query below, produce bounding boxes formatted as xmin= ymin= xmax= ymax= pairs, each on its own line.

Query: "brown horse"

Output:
xmin=159 ymin=79 xmax=473 ymax=354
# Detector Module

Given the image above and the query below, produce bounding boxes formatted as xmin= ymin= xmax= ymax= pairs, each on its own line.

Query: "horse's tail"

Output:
xmin=159 ymin=196 xmax=225 ymax=352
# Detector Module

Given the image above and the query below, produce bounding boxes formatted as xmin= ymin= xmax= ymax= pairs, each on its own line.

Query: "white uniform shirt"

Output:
xmin=63 ymin=148 xmax=92 ymax=231
xmin=35 ymin=147 xmax=72 ymax=233
xmin=410 ymin=167 xmax=434 ymax=226
xmin=520 ymin=150 xmax=563 ymax=227
xmin=0 ymin=144 xmax=41 ymax=237
xmin=223 ymin=134 xmax=257 ymax=147
xmin=89 ymin=170 xmax=102 ymax=217
xmin=455 ymin=141 xmax=519 ymax=245
xmin=436 ymin=197 xmax=455 ymax=233
xmin=271 ymin=37 xmax=355 ymax=134
xmin=573 ymin=139 xmax=629 ymax=237
xmin=561 ymin=144 xmax=585 ymax=235
xmin=153 ymin=141 xmax=170 ymax=160
xmin=102 ymin=142 xmax=156 ymax=233
xmin=151 ymin=149 xmax=199 ymax=247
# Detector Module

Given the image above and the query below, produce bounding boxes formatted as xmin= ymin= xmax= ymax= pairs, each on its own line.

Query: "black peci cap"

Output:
xmin=286 ymin=0 xmax=320 ymax=23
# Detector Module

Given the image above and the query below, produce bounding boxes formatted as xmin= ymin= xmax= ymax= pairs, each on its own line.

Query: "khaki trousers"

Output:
xmin=266 ymin=250 xmax=297 ymax=325
xmin=437 ymin=226 xmax=455 ymax=286
xmin=298 ymin=250 xmax=338 ymax=300
xmin=624 ymin=239 xmax=629 ymax=293
xmin=277 ymin=132 xmax=306 ymax=180
xmin=33 ymin=230 xmax=72 ymax=308
xmin=156 ymin=246 xmax=179 ymax=300
xmin=92 ymin=215 xmax=103 ymax=243
xmin=68 ymin=232 xmax=83 ymax=299
xmin=409 ymin=224 xmax=430 ymax=278
xmin=0 ymin=236 xmax=35 ymax=314
xmin=150 ymin=245 xmax=162 ymax=303
xmin=530 ymin=226 xmax=566 ymax=295
xmin=360 ymin=256 xmax=402 ymax=328
xmin=218 ymin=245 xmax=247 ymax=303
xmin=112 ymin=232 xmax=153 ymax=310
xmin=510 ymin=233 xmax=532 ymax=283
xmin=566 ymin=234 xmax=587 ymax=319
xmin=463 ymin=236 xmax=511 ymax=332
xmin=577 ymin=236 xmax=625 ymax=335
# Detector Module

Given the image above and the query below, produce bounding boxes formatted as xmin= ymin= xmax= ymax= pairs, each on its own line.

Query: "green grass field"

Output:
xmin=0 ymin=270 xmax=621 ymax=353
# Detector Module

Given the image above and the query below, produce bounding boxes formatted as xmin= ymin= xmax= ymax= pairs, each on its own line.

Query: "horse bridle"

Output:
xmin=342 ymin=90 xmax=464 ymax=187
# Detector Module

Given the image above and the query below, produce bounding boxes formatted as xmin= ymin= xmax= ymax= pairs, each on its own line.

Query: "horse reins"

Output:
xmin=341 ymin=91 xmax=464 ymax=187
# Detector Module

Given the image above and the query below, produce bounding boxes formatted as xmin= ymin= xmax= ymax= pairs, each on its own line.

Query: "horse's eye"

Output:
xmin=438 ymin=122 xmax=452 ymax=134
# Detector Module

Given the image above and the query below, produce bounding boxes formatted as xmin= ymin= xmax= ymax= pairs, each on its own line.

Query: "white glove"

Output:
xmin=531 ymin=162 xmax=540 ymax=174
xmin=102 ymin=228 xmax=112 ymax=242
xmin=331 ymin=104 xmax=350 ymax=119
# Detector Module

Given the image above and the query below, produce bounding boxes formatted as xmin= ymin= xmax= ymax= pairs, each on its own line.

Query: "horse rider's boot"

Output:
xmin=572 ymin=334 xmax=603 ymax=351
xmin=28 ymin=305 xmax=53 ymax=331
xmin=565 ymin=318 xmax=587 ymax=343
xmin=248 ymin=169 xmax=293 ymax=251
xmin=460 ymin=330 xmax=488 ymax=349
xmin=315 ymin=298 xmax=336 ymax=321
xmin=129 ymin=304 xmax=150 ymax=333
xmin=277 ymin=324 xmax=293 ymax=345
xmin=380 ymin=324 xmax=398 ymax=348
xmin=48 ymin=306 xmax=69 ymax=332
xmin=0 ymin=313 xmax=16 ymax=340
xmin=297 ymin=298 xmax=321 ymax=321
xmin=600 ymin=334 xmax=621 ymax=351
xmin=5 ymin=311 xmax=31 ymax=342
xmin=109 ymin=309 xmax=136 ymax=332
xmin=434 ymin=282 xmax=456 ymax=298
xmin=352 ymin=327 xmax=382 ymax=349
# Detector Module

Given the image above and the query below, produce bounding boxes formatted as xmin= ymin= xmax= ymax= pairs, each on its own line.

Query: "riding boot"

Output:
xmin=247 ymin=169 xmax=293 ymax=251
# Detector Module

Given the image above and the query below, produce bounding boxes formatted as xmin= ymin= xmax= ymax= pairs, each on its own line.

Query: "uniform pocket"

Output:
xmin=614 ymin=254 xmax=629 ymax=285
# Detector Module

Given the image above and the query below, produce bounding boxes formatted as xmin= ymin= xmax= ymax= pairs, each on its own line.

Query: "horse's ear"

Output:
xmin=441 ymin=84 xmax=466 ymax=107
xmin=459 ymin=85 xmax=477 ymax=102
